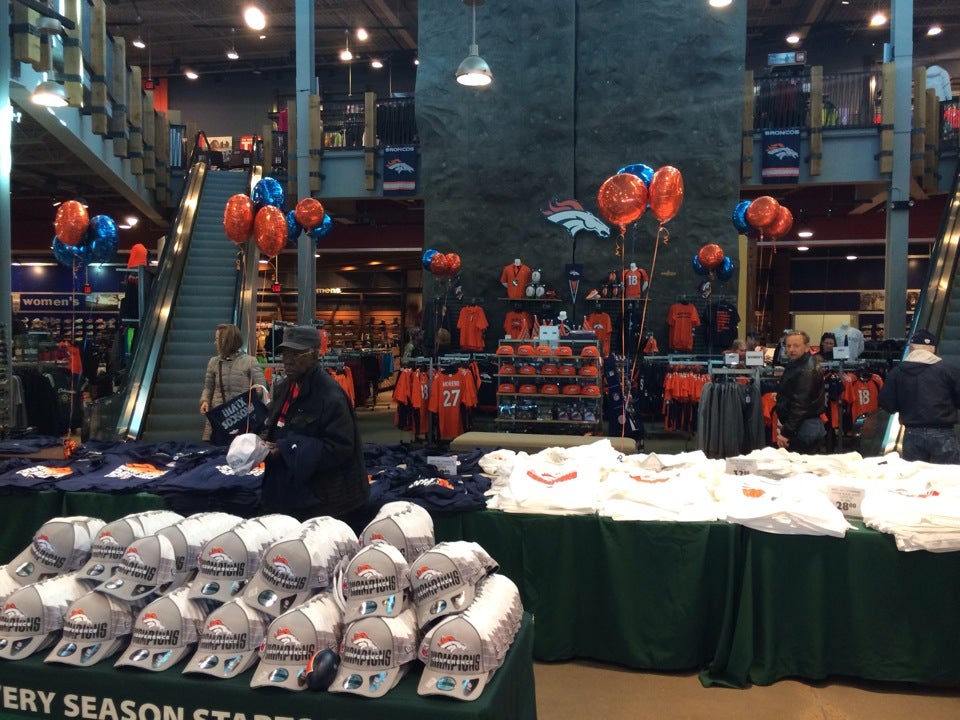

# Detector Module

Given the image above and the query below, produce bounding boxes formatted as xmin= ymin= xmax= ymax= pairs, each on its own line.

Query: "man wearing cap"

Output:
xmin=774 ymin=330 xmax=826 ymax=454
xmin=879 ymin=329 xmax=960 ymax=463
xmin=261 ymin=325 xmax=369 ymax=527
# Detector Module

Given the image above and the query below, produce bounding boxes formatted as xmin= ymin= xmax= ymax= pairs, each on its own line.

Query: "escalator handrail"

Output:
xmin=115 ymin=162 xmax=209 ymax=440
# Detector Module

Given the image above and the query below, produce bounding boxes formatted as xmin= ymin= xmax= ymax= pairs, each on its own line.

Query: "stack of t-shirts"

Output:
xmin=860 ymin=481 xmax=960 ymax=552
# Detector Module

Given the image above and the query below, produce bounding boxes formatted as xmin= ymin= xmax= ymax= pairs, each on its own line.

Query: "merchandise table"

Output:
xmin=0 ymin=614 xmax=537 ymax=720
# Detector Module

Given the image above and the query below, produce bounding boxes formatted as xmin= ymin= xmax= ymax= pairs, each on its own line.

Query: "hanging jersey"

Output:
xmin=843 ymin=373 xmax=883 ymax=421
xmin=457 ymin=305 xmax=489 ymax=351
xmin=584 ymin=311 xmax=613 ymax=356
xmin=666 ymin=302 xmax=701 ymax=351
xmin=709 ymin=301 xmax=741 ymax=351
xmin=503 ymin=310 xmax=533 ymax=339
xmin=428 ymin=369 xmax=477 ymax=439
xmin=622 ymin=267 xmax=649 ymax=298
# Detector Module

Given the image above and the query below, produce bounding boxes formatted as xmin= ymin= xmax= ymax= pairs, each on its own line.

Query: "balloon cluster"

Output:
xmin=732 ymin=196 xmax=793 ymax=239
xmin=692 ymin=244 xmax=735 ymax=282
xmin=51 ymin=200 xmax=119 ymax=266
xmin=422 ymin=249 xmax=462 ymax=277
xmin=223 ymin=178 xmax=335 ymax=258
xmin=596 ymin=163 xmax=684 ymax=234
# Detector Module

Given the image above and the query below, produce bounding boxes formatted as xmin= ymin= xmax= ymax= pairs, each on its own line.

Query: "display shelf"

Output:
xmin=495 ymin=418 xmax=600 ymax=425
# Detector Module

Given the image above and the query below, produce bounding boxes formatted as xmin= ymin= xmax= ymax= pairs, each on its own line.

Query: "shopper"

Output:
xmin=199 ymin=324 xmax=266 ymax=443
xmin=260 ymin=325 xmax=369 ymax=528
xmin=774 ymin=330 xmax=826 ymax=453
xmin=878 ymin=329 xmax=960 ymax=464
xmin=814 ymin=332 xmax=836 ymax=363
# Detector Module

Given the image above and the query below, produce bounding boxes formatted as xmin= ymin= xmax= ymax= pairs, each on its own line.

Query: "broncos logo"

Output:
xmin=765 ymin=142 xmax=799 ymax=160
xmin=541 ymin=198 xmax=610 ymax=238
xmin=437 ymin=635 xmax=469 ymax=651
xmin=386 ymin=158 xmax=415 ymax=174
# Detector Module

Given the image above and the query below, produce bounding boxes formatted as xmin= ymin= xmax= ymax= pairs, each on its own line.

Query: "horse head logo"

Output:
xmin=541 ymin=198 xmax=610 ymax=238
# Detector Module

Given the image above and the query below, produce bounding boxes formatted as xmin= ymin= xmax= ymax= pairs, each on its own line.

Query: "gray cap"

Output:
xmin=277 ymin=326 xmax=320 ymax=351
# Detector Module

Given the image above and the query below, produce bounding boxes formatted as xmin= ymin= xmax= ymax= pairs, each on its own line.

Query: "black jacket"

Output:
xmin=878 ymin=351 xmax=960 ymax=427
xmin=774 ymin=352 xmax=825 ymax=439
xmin=261 ymin=363 xmax=368 ymax=519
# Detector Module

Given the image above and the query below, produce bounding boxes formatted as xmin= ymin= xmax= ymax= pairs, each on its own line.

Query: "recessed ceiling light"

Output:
xmin=185 ymin=69 xmax=198 ymax=80
xmin=786 ymin=33 xmax=800 ymax=44
xmin=927 ymin=25 xmax=942 ymax=36
xmin=125 ymin=216 xmax=139 ymax=227
xmin=870 ymin=11 xmax=887 ymax=27
xmin=413 ymin=56 xmax=419 ymax=65
xmin=227 ymin=47 xmax=239 ymax=60
xmin=797 ymin=245 xmax=810 ymax=252
xmin=846 ymin=254 xmax=858 ymax=261
xmin=797 ymin=230 xmax=813 ymax=238
xmin=356 ymin=27 xmax=368 ymax=41
xmin=132 ymin=35 xmax=146 ymax=49
xmin=340 ymin=48 xmax=353 ymax=61
xmin=371 ymin=59 xmax=383 ymax=69
xmin=708 ymin=0 xmax=732 ymax=7
xmin=244 ymin=6 xmax=266 ymax=31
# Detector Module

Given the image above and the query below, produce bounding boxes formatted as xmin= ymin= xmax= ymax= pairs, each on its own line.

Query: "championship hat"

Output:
xmin=78 ymin=510 xmax=184 ymax=582
xmin=337 ymin=542 xmax=411 ymax=624
xmin=114 ymin=586 xmax=214 ymax=672
xmin=250 ymin=593 xmax=344 ymax=691
xmin=328 ymin=609 xmax=418 ymax=698
xmin=0 ymin=573 xmax=89 ymax=659
xmin=45 ymin=590 xmax=143 ymax=666
xmin=183 ymin=598 xmax=267 ymax=678
xmin=190 ymin=515 xmax=303 ymax=603
xmin=243 ymin=517 xmax=358 ymax=618
xmin=226 ymin=433 xmax=271 ymax=476
xmin=154 ymin=512 xmax=250 ymax=593
xmin=5 ymin=516 xmax=104 ymax=587
xmin=360 ymin=501 xmax=435 ymax=562
xmin=409 ymin=541 xmax=499 ymax=629
xmin=97 ymin=534 xmax=178 ymax=601
xmin=417 ymin=574 xmax=523 ymax=702
xmin=0 ymin=566 xmax=21 ymax=604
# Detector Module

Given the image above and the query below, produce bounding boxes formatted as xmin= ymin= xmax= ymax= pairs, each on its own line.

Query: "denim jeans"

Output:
xmin=901 ymin=427 xmax=960 ymax=464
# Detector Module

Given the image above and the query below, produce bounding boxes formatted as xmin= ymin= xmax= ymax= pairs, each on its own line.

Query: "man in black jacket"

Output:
xmin=261 ymin=325 xmax=370 ymax=528
xmin=878 ymin=329 xmax=960 ymax=464
xmin=774 ymin=330 xmax=825 ymax=453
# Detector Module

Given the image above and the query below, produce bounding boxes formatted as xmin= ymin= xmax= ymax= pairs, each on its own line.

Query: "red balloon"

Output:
xmin=54 ymin=200 xmax=90 ymax=247
xmin=254 ymin=205 xmax=287 ymax=257
xmin=648 ymin=166 xmax=684 ymax=224
xmin=698 ymin=243 xmax=725 ymax=271
xmin=596 ymin=173 xmax=648 ymax=231
xmin=294 ymin=197 xmax=325 ymax=231
xmin=745 ymin=196 xmax=780 ymax=232
xmin=223 ymin=194 xmax=255 ymax=244
xmin=444 ymin=253 xmax=462 ymax=276
xmin=429 ymin=252 xmax=449 ymax=276
xmin=766 ymin=205 xmax=794 ymax=239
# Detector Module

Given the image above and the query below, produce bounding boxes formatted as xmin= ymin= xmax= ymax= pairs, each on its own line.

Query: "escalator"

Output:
xmin=104 ymin=163 xmax=257 ymax=443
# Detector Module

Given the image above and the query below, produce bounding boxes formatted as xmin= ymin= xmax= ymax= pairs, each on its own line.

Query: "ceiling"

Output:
xmin=7 ymin=0 xmax=960 ymax=257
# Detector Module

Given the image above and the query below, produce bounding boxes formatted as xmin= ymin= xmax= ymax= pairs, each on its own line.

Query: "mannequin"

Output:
xmin=500 ymin=258 xmax=532 ymax=300
xmin=831 ymin=321 xmax=865 ymax=360
xmin=557 ymin=310 xmax=571 ymax=336
xmin=622 ymin=262 xmax=649 ymax=299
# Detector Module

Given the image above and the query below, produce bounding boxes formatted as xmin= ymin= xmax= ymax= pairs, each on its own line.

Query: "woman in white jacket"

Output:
xmin=199 ymin=324 xmax=266 ymax=443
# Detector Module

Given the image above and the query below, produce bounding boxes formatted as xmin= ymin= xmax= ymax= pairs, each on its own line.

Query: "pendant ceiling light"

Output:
xmin=32 ymin=28 xmax=68 ymax=107
xmin=456 ymin=0 xmax=492 ymax=87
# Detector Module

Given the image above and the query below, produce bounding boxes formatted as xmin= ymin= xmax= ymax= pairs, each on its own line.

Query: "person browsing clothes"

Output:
xmin=878 ymin=329 xmax=960 ymax=464
xmin=774 ymin=330 xmax=826 ymax=453
xmin=260 ymin=325 xmax=369 ymax=527
xmin=199 ymin=324 xmax=266 ymax=443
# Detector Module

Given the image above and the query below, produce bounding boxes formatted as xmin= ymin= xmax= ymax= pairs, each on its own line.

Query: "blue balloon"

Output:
xmin=52 ymin=237 xmax=82 ymax=267
xmin=309 ymin=214 xmax=334 ymax=244
xmin=691 ymin=254 xmax=709 ymax=277
xmin=286 ymin=209 xmax=303 ymax=245
xmin=252 ymin=177 xmax=285 ymax=211
xmin=617 ymin=163 xmax=655 ymax=187
xmin=85 ymin=215 xmax=119 ymax=263
xmin=716 ymin=256 xmax=735 ymax=282
xmin=732 ymin=200 xmax=754 ymax=234
xmin=422 ymin=249 xmax=439 ymax=270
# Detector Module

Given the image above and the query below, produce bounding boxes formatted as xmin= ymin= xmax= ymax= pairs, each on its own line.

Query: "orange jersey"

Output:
xmin=457 ymin=305 xmax=489 ymax=351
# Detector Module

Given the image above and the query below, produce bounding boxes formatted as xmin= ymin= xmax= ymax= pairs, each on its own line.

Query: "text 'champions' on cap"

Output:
xmin=328 ymin=608 xmax=419 ymax=698
xmin=0 ymin=573 xmax=90 ymax=660
xmin=360 ymin=501 xmax=435 ymax=562
xmin=45 ymin=590 xmax=142 ymax=666
xmin=6 ymin=516 xmax=104 ymax=587
xmin=183 ymin=599 xmax=267 ymax=679
xmin=78 ymin=510 xmax=184 ymax=582
xmin=409 ymin=541 xmax=499 ymax=629
xmin=338 ymin=542 xmax=411 ymax=625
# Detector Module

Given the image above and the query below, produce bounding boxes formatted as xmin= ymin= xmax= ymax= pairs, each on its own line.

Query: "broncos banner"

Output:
xmin=383 ymin=146 xmax=417 ymax=196
xmin=761 ymin=129 xmax=801 ymax=183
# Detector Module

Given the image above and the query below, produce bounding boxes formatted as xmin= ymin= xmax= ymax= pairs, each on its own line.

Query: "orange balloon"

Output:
xmin=648 ymin=166 xmax=684 ymax=224
xmin=254 ymin=205 xmax=287 ymax=257
xmin=698 ymin=243 xmax=725 ymax=271
xmin=294 ymin=197 xmax=325 ymax=231
xmin=445 ymin=253 xmax=462 ymax=276
xmin=766 ymin=205 xmax=794 ymax=239
xmin=223 ymin=194 xmax=254 ymax=244
xmin=745 ymin=196 xmax=780 ymax=232
xmin=429 ymin=252 xmax=450 ymax=276
xmin=54 ymin=200 xmax=90 ymax=247
xmin=597 ymin=173 xmax=648 ymax=231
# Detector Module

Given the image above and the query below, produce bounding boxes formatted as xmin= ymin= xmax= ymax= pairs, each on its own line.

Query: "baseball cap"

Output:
xmin=243 ymin=517 xmax=358 ymax=618
xmin=190 ymin=515 xmax=303 ymax=603
xmin=0 ymin=573 xmax=90 ymax=659
xmin=250 ymin=593 xmax=344 ymax=691
xmin=360 ymin=501 xmax=435 ymax=562
xmin=409 ymin=541 xmax=499 ymax=629
xmin=579 ymin=364 xmax=598 ymax=376
xmin=558 ymin=364 xmax=576 ymax=376
xmin=329 ymin=609 xmax=418 ymax=698
xmin=540 ymin=363 xmax=558 ymax=375
xmin=114 ymin=586 xmax=214 ymax=672
xmin=515 ymin=344 xmax=535 ymax=356
xmin=78 ymin=510 xmax=184 ymax=582
xmin=183 ymin=599 xmax=267 ymax=678
xmin=494 ymin=345 xmax=513 ymax=356
xmin=497 ymin=383 xmax=516 ymax=394
xmin=0 ymin=566 xmax=21 ymax=603
xmin=582 ymin=384 xmax=601 ymax=396
xmin=277 ymin=325 xmax=321 ymax=351
xmin=581 ymin=345 xmax=600 ymax=357
xmin=540 ymin=384 xmax=559 ymax=395
xmin=97 ymin=534 xmax=178 ymax=601
xmin=561 ymin=384 xmax=581 ymax=395
xmin=337 ymin=542 xmax=411 ymax=625
xmin=517 ymin=364 xmax=537 ymax=375
xmin=910 ymin=329 xmax=938 ymax=346
xmin=154 ymin=512 xmax=249 ymax=592
xmin=518 ymin=384 xmax=538 ymax=395
xmin=417 ymin=574 xmax=523 ymax=701
xmin=499 ymin=363 xmax=516 ymax=375
xmin=5 ymin=516 xmax=105 ymax=586
xmin=226 ymin=434 xmax=271 ymax=476
xmin=45 ymin=590 xmax=143 ymax=666
xmin=535 ymin=345 xmax=553 ymax=356
xmin=553 ymin=345 xmax=573 ymax=356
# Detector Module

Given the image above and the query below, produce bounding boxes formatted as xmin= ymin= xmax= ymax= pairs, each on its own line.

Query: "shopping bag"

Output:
xmin=205 ymin=391 xmax=268 ymax=446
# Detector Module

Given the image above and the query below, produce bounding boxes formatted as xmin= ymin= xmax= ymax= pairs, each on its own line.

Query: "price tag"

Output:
xmin=428 ymin=455 xmax=459 ymax=478
xmin=825 ymin=485 xmax=865 ymax=518
xmin=744 ymin=351 xmax=763 ymax=367
xmin=723 ymin=352 xmax=740 ymax=366
xmin=725 ymin=457 xmax=758 ymax=476
xmin=833 ymin=346 xmax=851 ymax=360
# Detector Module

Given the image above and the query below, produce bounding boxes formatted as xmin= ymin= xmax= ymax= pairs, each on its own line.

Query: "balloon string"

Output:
xmin=630 ymin=226 xmax=664 ymax=383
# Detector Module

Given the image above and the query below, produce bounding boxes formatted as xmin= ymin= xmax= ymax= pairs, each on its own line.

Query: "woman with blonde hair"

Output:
xmin=199 ymin=324 xmax=266 ymax=443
